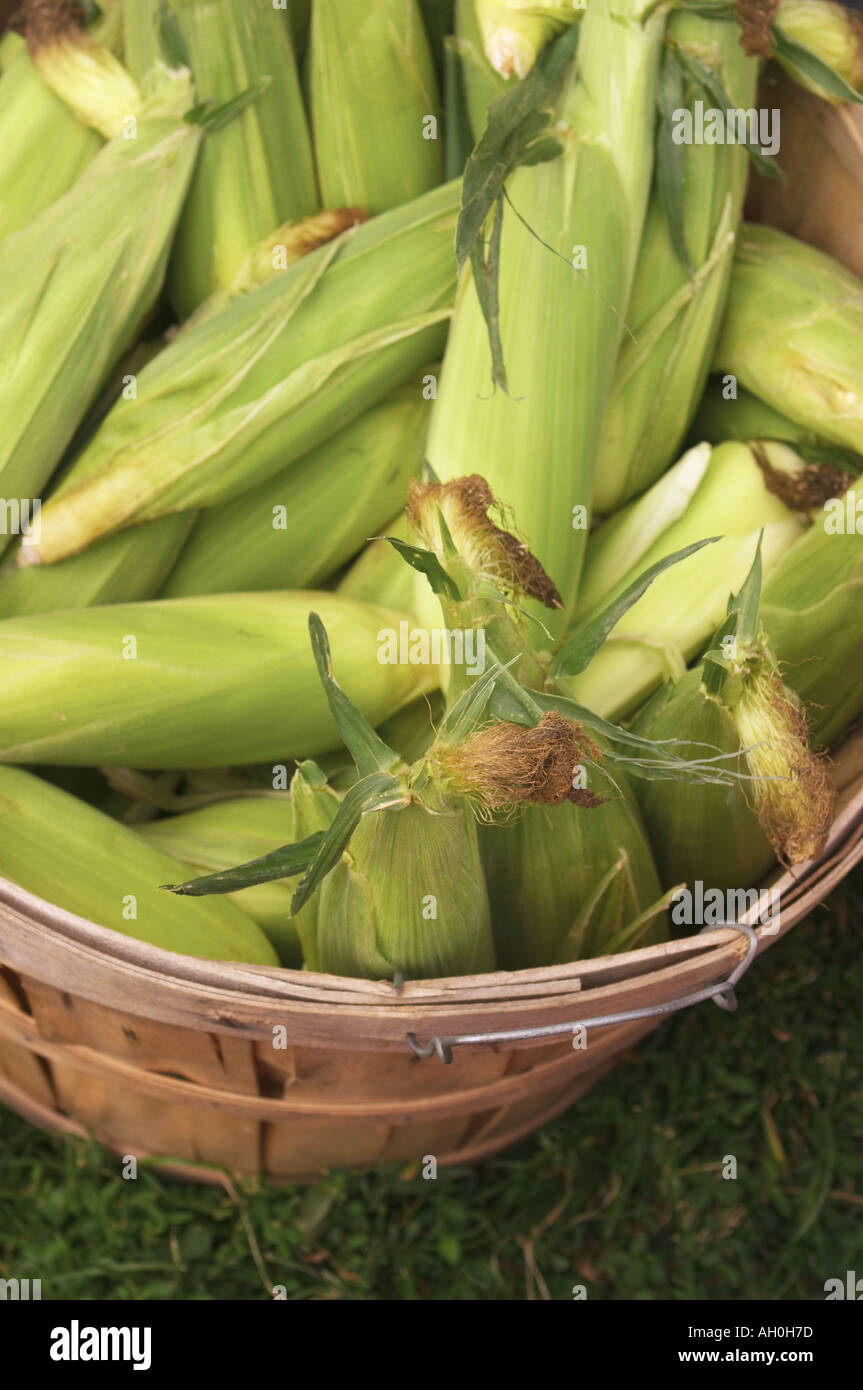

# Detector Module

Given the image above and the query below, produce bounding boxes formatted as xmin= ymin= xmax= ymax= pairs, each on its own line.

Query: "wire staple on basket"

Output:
xmin=406 ymin=923 xmax=760 ymax=1062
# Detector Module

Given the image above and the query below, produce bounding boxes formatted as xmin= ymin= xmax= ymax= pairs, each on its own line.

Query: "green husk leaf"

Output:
xmin=455 ymin=20 xmax=581 ymax=385
xmin=771 ymin=23 xmax=863 ymax=105
xmin=386 ymin=538 xmax=461 ymax=600
xmin=673 ymin=43 xmax=782 ymax=179
xmin=291 ymin=772 xmax=408 ymax=913
xmin=551 ymin=538 xmax=719 ymax=678
xmin=159 ymin=0 xmax=189 ymax=67
xmin=163 ymin=832 xmax=324 ymax=896
xmin=308 ymin=613 xmax=404 ymax=778
xmin=655 ymin=45 xmax=692 ymax=274
xmin=439 ymin=658 xmax=519 ymax=742
xmin=185 ymin=76 xmax=271 ymax=132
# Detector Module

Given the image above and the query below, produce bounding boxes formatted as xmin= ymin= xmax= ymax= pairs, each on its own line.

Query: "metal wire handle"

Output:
xmin=406 ymin=923 xmax=760 ymax=1063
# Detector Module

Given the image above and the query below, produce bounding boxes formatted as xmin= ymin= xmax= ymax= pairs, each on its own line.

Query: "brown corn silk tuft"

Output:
xmin=15 ymin=0 xmax=84 ymax=47
xmin=407 ymin=474 xmax=563 ymax=610
xmin=437 ymin=711 xmax=605 ymax=811
xmin=736 ymin=0 xmax=780 ymax=56
xmin=274 ymin=208 xmax=368 ymax=259
xmin=753 ymin=445 xmax=853 ymax=512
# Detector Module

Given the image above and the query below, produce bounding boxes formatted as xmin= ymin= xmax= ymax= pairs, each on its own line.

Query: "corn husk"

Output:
xmin=480 ymin=763 xmax=667 ymax=969
xmin=774 ymin=0 xmax=863 ymax=101
xmin=454 ymin=0 xmax=513 ymax=141
xmin=184 ymin=208 xmax=367 ymax=331
xmin=593 ymin=12 xmax=758 ymax=513
xmin=0 ymin=593 xmax=435 ymax=769
xmin=426 ymin=0 xmax=666 ymax=631
xmin=308 ymin=0 xmax=442 ymax=215
xmin=564 ymin=441 xmax=813 ymax=720
xmin=474 ymin=0 xmax=578 ymax=79
xmin=713 ymin=224 xmax=863 ymax=456
xmin=137 ymin=797 xmax=301 ymax=964
xmin=760 ymin=523 xmax=863 ymax=745
xmin=0 ymin=514 xmax=195 ymax=619
xmin=0 ymin=62 xmax=200 ymax=559
xmin=160 ymin=383 xmax=430 ymax=598
xmin=337 ymin=513 xmax=421 ymax=614
xmin=632 ymin=671 xmax=776 ymax=893
xmin=634 ymin=616 xmax=835 ymax=892
xmin=124 ymin=0 xmax=319 ymax=318
xmin=688 ymin=375 xmax=828 ymax=452
xmin=288 ymin=761 xmax=341 ymax=970
xmin=30 ymin=181 xmax=460 ymax=565
xmin=0 ymin=29 xmax=101 ymax=240
xmin=0 ymin=767 xmax=277 ymax=965
xmin=316 ymin=792 xmax=494 ymax=979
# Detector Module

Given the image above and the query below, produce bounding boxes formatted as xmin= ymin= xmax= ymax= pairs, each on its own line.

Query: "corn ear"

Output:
xmin=634 ymin=605 xmax=835 ymax=889
xmin=289 ymin=762 xmax=341 ymax=971
xmin=124 ymin=0 xmax=319 ymax=318
xmin=0 ymin=62 xmax=200 ymax=559
xmin=0 ymin=767 xmax=277 ymax=965
xmin=593 ymin=13 xmax=758 ymax=512
xmin=31 ymin=181 xmax=460 ymax=565
xmin=714 ymin=224 xmax=863 ymax=456
xmin=426 ymin=0 xmax=666 ymax=631
xmin=316 ymin=794 xmax=494 ymax=980
xmin=480 ymin=764 xmax=666 ymax=968
xmin=308 ymin=0 xmax=442 ymax=215
xmin=0 ymin=32 xmax=101 ymax=240
xmin=688 ymin=376 xmax=830 ymax=452
xmin=0 ymin=514 xmax=196 ymax=619
xmin=137 ymin=797 xmax=302 ymax=965
xmin=0 ymin=593 xmax=435 ymax=769
xmin=632 ymin=671 xmax=777 ymax=893
xmin=160 ymin=383 xmax=430 ymax=598
xmin=774 ymin=0 xmax=863 ymax=101
xmin=760 ymin=523 xmax=863 ymax=745
xmin=474 ymin=0 xmax=578 ymax=78
xmin=454 ymin=0 xmax=513 ymax=141
xmin=565 ymin=441 xmax=811 ymax=719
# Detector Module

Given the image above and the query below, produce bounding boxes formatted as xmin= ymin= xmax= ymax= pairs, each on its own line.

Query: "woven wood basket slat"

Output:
xmin=1 ymin=74 xmax=862 ymax=1182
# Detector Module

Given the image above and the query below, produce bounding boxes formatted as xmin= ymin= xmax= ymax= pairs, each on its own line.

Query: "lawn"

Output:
xmin=1 ymin=869 xmax=861 ymax=1301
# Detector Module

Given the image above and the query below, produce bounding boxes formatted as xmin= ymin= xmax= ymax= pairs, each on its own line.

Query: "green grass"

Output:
xmin=1 ymin=869 xmax=861 ymax=1301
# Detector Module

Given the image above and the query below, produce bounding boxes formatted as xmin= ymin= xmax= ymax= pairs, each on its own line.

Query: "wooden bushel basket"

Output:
xmin=1 ymin=73 xmax=862 ymax=1184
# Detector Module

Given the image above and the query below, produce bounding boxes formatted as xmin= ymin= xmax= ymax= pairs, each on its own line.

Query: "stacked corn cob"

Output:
xmin=0 ymin=0 xmax=861 ymax=982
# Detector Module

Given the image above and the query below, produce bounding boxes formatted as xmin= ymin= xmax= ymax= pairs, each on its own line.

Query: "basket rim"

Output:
xmin=1 ymin=731 xmax=861 ymax=1043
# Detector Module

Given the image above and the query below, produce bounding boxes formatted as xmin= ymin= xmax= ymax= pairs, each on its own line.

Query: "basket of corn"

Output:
xmin=0 ymin=0 xmax=862 ymax=1183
